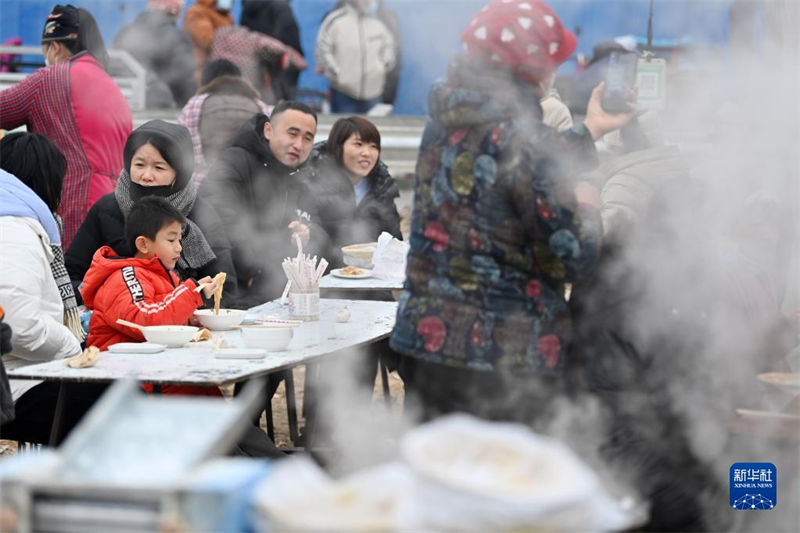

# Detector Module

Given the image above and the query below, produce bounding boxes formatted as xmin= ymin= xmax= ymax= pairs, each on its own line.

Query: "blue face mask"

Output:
xmin=216 ymin=0 xmax=233 ymax=11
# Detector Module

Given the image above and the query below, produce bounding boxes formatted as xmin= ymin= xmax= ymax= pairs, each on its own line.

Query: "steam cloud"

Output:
xmin=296 ymin=1 xmax=798 ymax=531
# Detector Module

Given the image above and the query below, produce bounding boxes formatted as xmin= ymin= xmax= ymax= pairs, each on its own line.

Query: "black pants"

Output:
xmin=0 ymin=381 xmax=108 ymax=445
xmin=397 ymin=356 xmax=560 ymax=426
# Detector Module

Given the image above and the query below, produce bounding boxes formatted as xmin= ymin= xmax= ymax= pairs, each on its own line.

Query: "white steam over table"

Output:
xmin=8 ymin=299 xmax=398 ymax=445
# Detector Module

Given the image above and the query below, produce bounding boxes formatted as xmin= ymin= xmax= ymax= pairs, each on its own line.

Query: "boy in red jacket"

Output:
xmin=81 ymin=196 xmax=220 ymax=395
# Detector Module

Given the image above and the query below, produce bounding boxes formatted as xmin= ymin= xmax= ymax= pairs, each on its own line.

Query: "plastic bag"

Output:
xmin=370 ymin=232 xmax=409 ymax=281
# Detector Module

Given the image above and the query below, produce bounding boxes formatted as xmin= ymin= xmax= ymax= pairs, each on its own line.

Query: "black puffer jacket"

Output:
xmin=301 ymin=142 xmax=402 ymax=267
xmin=199 ymin=114 xmax=325 ymax=306
xmin=65 ymin=193 xmax=237 ymax=306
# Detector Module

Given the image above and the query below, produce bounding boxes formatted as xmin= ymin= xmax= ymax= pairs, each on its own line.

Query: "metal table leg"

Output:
xmin=285 ymin=372 xmax=299 ymax=443
xmin=48 ymin=383 xmax=68 ymax=447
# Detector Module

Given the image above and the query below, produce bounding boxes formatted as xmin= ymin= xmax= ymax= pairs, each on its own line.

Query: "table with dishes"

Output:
xmin=8 ymin=299 xmax=397 ymax=386
xmin=8 ymin=298 xmax=398 ymax=445
xmin=319 ymin=271 xmax=404 ymax=292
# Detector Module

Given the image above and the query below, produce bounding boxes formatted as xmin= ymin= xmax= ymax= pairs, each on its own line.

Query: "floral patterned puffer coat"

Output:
xmin=390 ymin=57 xmax=602 ymax=375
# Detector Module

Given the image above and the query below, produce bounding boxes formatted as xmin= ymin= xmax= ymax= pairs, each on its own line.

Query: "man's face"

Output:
xmin=264 ymin=109 xmax=317 ymax=168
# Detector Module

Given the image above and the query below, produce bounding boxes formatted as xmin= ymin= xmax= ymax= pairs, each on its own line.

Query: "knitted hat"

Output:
xmin=461 ymin=0 xmax=577 ymax=85
xmin=41 ymin=4 xmax=79 ymax=43
xmin=123 ymin=120 xmax=195 ymax=192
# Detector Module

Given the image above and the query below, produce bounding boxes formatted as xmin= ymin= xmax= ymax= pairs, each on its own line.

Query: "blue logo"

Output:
xmin=730 ymin=463 xmax=777 ymax=510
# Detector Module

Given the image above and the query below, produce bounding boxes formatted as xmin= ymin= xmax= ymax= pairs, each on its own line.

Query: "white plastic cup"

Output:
xmin=288 ymin=290 xmax=320 ymax=321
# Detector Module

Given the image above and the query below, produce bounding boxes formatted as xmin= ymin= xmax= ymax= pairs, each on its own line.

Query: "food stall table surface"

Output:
xmin=8 ymin=299 xmax=397 ymax=387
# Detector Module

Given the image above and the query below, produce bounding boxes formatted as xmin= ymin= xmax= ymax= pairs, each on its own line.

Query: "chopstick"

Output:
xmin=116 ymin=318 xmax=145 ymax=330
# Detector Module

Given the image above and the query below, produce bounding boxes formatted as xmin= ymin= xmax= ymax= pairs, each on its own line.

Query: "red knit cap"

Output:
xmin=461 ymin=0 xmax=577 ymax=84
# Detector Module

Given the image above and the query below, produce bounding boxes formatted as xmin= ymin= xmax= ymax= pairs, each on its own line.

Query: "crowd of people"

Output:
xmin=0 ymin=2 xmax=402 ymax=450
xmin=0 ymin=1 xmax=796 ymax=531
xmin=108 ymin=0 xmax=400 ymax=112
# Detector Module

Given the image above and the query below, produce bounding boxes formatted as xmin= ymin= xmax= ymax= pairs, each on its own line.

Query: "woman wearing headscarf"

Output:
xmin=302 ymin=115 xmax=402 ymax=267
xmin=0 ymin=5 xmax=132 ymax=248
xmin=66 ymin=120 xmax=237 ymax=306
xmin=0 ymin=133 xmax=105 ymax=444
xmin=390 ymin=0 xmax=633 ymax=422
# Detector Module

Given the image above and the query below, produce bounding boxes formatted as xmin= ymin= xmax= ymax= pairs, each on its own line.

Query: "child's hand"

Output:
xmin=197 ymin=276 xmax=219 ymax=299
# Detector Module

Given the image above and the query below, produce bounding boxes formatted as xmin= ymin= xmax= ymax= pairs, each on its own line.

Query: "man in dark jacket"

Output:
xmin=113 ymin=0 xmax=196 ymax=108
xmin=241 ymin=0 xmax=304 ymax=100
xmin=200 ymin=101 xmax=324 ymax=307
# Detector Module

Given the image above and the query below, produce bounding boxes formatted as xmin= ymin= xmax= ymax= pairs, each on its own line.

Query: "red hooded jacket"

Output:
xmin=81 ymin=246 xmax=219 ymax=396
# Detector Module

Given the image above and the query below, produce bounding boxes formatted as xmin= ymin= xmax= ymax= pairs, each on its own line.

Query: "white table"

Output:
xmin=319 ymin=273 xmax=405 ymax=293
xmin=9 ymin=298 xmax=397 ymax=447
xmin=8 ymin=299 xmax=398 ymax=387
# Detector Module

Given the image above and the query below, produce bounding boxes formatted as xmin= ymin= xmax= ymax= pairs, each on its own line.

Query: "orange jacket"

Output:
xmin=81 ymin=246 xmax=202 ymax=351
xmin=183 ymin=0 xmax=234 ymax=82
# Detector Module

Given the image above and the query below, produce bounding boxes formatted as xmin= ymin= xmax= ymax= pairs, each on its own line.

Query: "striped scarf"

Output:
xmin=51 ymin=215 xmax=85 ymax=341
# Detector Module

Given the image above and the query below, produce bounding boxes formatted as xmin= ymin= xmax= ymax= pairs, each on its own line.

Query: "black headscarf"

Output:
xmin=123 ymin=120 xmax=194 ymax=199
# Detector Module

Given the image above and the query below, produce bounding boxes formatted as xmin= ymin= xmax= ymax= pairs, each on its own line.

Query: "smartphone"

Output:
xmin=601 ymin=51 xmax=638 ymax=113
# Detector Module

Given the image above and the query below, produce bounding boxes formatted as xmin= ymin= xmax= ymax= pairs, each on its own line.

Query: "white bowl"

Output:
xmin=240 ymin=326 xmax=293 ymax=351
xmin=194 ymin=309 xmax=247 ymax=330
xmin=342 ymin=242 xmax=377 ymax=269
xmin=141 ymin=325 xmax=199 ymax=348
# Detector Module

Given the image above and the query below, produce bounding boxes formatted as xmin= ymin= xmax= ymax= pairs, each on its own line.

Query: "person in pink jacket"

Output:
xmin=0 ymin=4 xmax=132 ymax=248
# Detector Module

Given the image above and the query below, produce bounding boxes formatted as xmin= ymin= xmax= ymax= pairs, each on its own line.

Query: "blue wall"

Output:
xmin=0 ymin=0 xmax=734 ymax=115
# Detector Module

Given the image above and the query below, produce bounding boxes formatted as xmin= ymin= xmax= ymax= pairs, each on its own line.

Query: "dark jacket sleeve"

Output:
xmin=190 ymin=198 xmax=239 ymax=308
xmin=199 ymin=149 xmax=264 ymax=292
xmin=66 ymin=195 xmax=128 ymax=284
xmin=355 ymin=161 xmax=402 ymax=241
xmin=295 ymin=180 xmax=331 ymax=261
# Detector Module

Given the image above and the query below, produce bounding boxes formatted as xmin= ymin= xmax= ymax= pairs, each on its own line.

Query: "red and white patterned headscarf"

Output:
xmin=461 ymin=0 xmax=577 ymax=85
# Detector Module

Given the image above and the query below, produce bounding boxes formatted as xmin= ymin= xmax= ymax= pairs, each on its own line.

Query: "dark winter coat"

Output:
xmin=301 ymin=142 xmax=402 ymax=267
xmin=199 ymin=114 xmax=325 ymax=306
xmin=113 ymin=9 xmax=196 ymax=108
xmin=389 ymin=56 xmax=602 ymax=375
xmin=241 ymin=0 xmax=304 ymax=57
xmin=65 ymin=193 xmax=237 ymax=306
xmin=241 ymin=0 xmax=305 ymax=97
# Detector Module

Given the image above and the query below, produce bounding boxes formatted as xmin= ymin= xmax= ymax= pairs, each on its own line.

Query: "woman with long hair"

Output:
xmin=0 ymin=4 xmax=132 ymax=247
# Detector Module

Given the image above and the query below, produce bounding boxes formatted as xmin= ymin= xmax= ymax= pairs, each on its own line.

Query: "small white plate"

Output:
xmin=108 ymin=342 xmax=166 ymax=354
xmin=331 ymin=268 xmax=373 ymax=279
xmin=213 ymin=348 xmax=267 ymax=359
